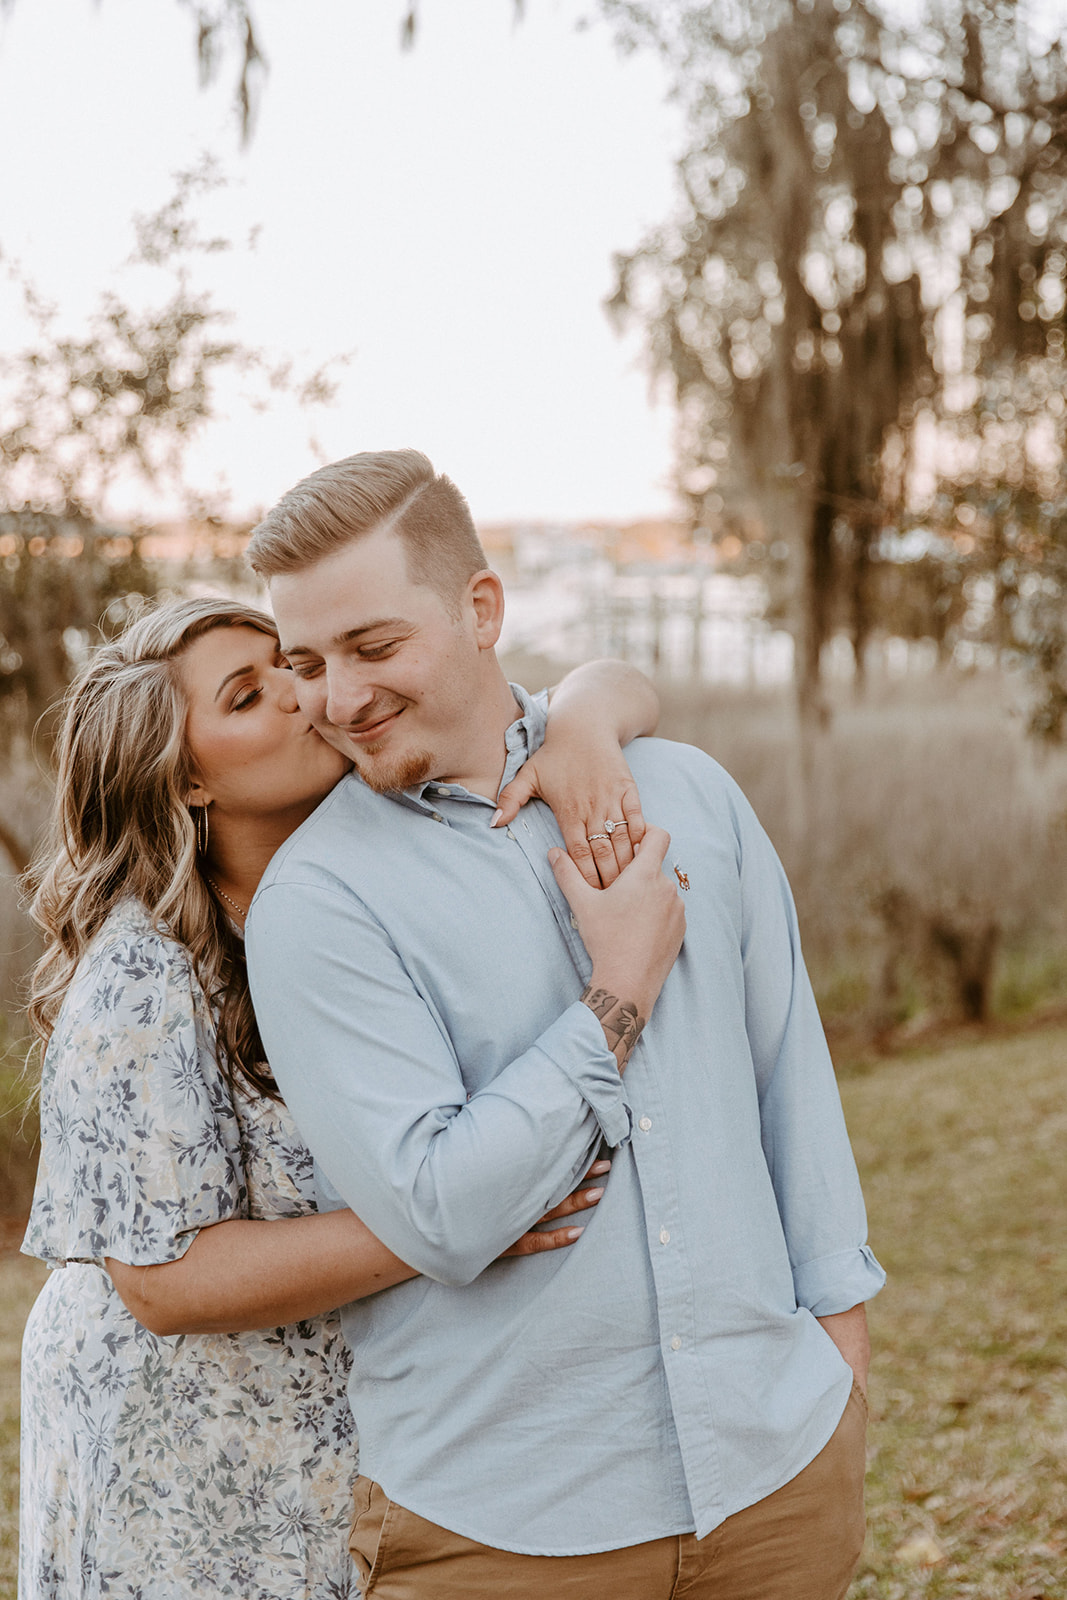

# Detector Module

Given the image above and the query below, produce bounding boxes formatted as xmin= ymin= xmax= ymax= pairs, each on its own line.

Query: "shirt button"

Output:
xmin=659 ymin=1228 xmax=671 ymax=1245
xmin=435 ymin=785 xmax=451 ymax=796
xmin=670 ymin=1335 xmax=682 ymax=1351
xmin=506 ymin=827 xmax=516 ymax=840
xmin=431 ymin=812 xmax=444 ymax=823
xmin=638 ymin=1116 xmax=652 ymax=1132
xmin=569 ymin=914 xmax=579 ymax=930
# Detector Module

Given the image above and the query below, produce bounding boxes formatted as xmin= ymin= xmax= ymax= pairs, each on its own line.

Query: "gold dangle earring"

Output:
xmin=195 ymin=805 xmax=209 ymax=856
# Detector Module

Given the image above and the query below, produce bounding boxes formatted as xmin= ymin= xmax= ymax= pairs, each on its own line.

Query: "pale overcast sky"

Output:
xmin=0 ymin=0 xmax=684 ymax=522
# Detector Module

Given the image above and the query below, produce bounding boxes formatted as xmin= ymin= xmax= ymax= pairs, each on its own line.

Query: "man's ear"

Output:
xmin=467 ymin=569 xmax=505 ymax=650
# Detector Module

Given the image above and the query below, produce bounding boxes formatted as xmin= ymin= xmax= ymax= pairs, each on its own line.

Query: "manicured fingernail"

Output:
xmin=582 ymin=1187 xmax=604 ymax=1202
xmin=589 ymin=1159 xmax=611 ymax=1175
xmin=490 ymin=808 xmax=503 ymax=827
xmin=565 ymin=1226 xmax=585 ymax=1240
xmin=547 ymin=847 xmax=562 ymax=864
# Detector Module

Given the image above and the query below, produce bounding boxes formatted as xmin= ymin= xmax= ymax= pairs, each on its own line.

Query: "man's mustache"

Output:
xmin=346 ymin=696 xmax=407 ymax=732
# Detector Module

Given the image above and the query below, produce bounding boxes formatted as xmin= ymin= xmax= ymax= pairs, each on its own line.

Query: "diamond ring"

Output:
xmin=603 ymin=819 xmax=628 ymax=835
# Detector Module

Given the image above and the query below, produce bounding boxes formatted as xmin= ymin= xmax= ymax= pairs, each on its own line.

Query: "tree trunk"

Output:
xmin=848 ymin=516 xmax=877 ymax=693
xmin=929 ymin=916 xmax=1000 ymax=1023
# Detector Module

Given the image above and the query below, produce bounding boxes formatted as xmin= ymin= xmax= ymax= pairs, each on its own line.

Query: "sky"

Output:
xmin=0 ymin=0 xmax=685 ymax=523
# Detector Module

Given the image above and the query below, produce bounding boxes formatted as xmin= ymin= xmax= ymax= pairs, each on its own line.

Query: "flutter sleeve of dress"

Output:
xmin=22 ymin=901 xmax=247 ymax=1270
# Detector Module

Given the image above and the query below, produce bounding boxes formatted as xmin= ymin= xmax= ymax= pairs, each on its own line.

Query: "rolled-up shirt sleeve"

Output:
xmin=247 ymin=877 xmax=630 ymax=1287
xmin=730 ymin=785 xmax=886 ymax=1317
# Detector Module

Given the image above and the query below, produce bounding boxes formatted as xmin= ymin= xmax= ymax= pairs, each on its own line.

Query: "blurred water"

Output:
xmin=498 ymin=561 xmax=795 ymax=685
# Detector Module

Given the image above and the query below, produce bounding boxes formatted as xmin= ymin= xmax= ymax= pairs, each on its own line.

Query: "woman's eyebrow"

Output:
xmin=214 ymin=665 xmax=255 ymax=701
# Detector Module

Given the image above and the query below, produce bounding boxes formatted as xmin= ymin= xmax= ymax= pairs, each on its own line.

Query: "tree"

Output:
xmin=918 ymin=1 xmax=1067 ymax=734
xmin=0 ymin=164 xmax=336 ymax=869
xmin=604 ymin=0 xmax=1067 ymax=730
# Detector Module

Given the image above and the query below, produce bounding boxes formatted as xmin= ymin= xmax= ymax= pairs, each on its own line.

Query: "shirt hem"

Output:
xmin=691 ymin=1365 xmax=853 ymax=1539
xmin=364 ymin=1481 xmax=697 ymax=1556
xmin=363 ymin=1370 xmax=855 ymax=1555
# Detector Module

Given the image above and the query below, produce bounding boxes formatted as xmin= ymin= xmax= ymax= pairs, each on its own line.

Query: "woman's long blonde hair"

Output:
xmin=26 ymin=595 xmax=282 ymax=1098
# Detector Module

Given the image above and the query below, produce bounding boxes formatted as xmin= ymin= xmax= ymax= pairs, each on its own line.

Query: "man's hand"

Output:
xmin=549 ymin=825 xmax=686 ymax=1070
xmin=817 ymin=1303 xmax=870 ymax=1396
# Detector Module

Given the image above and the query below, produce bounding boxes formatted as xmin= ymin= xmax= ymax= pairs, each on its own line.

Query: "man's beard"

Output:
xmin=352 ymin=743 xmax=436 ymax=794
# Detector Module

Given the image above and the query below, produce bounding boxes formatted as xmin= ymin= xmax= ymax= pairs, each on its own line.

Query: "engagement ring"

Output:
xmin=603 ymin=819 xmax=628 ymax=835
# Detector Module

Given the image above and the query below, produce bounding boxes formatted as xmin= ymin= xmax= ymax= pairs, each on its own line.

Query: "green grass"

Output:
xmin=1 ymin=1026 xmax=1065 ymax=1598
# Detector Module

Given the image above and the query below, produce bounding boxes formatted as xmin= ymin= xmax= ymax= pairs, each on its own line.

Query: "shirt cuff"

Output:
xmin=793 ymin=1243 xmax=886 ymax=1317
xmin=530 ymin=1000 xmax=633 ymax=1149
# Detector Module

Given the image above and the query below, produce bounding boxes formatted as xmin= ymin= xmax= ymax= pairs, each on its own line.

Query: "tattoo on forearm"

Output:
xmin=581 ymin=985 xmax=617 ymax=1020
xmin=581 ymin=986 xmax=647 ymax=1070
xmin=604 ymin=1000 xmax=645 ymax=1057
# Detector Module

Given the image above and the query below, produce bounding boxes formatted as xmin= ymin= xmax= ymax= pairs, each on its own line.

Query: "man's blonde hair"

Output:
xmin=246 ymin=449 xmax=488 ymax=609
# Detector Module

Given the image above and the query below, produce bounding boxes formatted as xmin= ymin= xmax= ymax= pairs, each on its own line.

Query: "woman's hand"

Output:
xmin=549 ymin=825 xmax=686 ymax=1072
xmin=496 ymin=737 xmax=645 ymax=889
xmin=498 ymin=1158 xmax=611 ymax=1257
xmin=495 ymin=661 xmax=659 ymax=889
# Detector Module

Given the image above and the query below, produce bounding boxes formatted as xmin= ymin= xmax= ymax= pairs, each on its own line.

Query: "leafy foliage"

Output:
xmin=0 ymin=171 xmax=242 ymax=519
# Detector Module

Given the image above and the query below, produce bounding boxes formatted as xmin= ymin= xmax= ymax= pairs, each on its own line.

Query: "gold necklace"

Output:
xmin=205 ymin=875 xmax=248 ymax=919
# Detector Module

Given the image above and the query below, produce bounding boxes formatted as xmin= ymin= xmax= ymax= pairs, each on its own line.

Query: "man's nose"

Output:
xmin=325 ymin=669 xmax=376 ymax=729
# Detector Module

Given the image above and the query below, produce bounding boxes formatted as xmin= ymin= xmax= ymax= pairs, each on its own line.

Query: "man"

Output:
xmin=244 ymin=449 xmax=885 ymax=1600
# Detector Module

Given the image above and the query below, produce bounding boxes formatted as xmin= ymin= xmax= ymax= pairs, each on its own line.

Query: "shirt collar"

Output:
xmin=499 ymin=682 xmax=547 ymax=790
xmin=397 ymin=682 xmax=548 ymax=809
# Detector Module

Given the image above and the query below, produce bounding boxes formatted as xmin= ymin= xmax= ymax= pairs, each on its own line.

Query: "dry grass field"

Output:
xmin=0 ymin=1253 xmax=45 ymax=1600
xmin=847 ymin=1024 xmax=1066 ymax=1598
xmin=1 ymin=1023 xmax=1065 ymax=1600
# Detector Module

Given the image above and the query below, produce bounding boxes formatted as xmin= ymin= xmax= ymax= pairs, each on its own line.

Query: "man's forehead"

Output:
xmin=268 ymin=545 xmax=405 ymax=643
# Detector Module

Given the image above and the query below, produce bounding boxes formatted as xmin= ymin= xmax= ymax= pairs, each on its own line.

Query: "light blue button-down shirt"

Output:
xmin=246 ymin=687 xmax=884 ymax=1555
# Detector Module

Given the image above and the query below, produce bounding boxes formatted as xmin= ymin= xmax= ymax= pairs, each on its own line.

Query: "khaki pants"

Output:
xmin=349 ymin=1381 xmax=868 ymax=1599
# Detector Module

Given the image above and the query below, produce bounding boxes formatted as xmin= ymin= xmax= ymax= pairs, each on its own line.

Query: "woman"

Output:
xmin=19 ymin=596 xmax=680 ymax=1600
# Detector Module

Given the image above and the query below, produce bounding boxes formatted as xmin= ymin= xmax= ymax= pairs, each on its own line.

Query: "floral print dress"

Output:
xmin=20 ymin=900 xmax=359 ymax=1600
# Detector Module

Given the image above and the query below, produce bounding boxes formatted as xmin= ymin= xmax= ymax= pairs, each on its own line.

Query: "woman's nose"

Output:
xmin=274 ymin=670 xmax=301 ymax=713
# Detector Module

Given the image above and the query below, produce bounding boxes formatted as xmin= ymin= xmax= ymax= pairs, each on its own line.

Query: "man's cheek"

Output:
xmin=316 ymin=722 xmax=357 ymax=757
